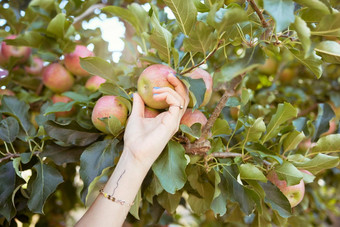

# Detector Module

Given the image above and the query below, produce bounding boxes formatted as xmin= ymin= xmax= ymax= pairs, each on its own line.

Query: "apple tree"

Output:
xmin=0 ymin=0 xmax=340 ymax=226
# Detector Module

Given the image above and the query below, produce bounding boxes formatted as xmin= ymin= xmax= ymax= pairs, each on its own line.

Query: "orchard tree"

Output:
xmin=0 ymin=0 xmax=340 ymax=226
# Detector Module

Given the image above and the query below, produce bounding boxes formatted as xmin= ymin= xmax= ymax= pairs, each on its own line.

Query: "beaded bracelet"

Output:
xmin=99 ymin=188 xmax=134 ymax=207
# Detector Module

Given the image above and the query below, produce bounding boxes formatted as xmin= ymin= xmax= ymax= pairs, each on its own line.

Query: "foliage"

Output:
xmin=0 ymin=0 xmax=340 ymax=226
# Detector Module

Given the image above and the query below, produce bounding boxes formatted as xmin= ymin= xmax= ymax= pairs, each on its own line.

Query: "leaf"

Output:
xmin=293 ymin=153 xmax=339 ymax=174
xmin=259 ymin=181 xmax=292 ymax=218
xmin=152 ymin=141 xmax=187 ymax=194
xmin=310 ymin=134 xmax=340 ymax=154
xmin=27 ymin=163 xmax=63 ymax=213
xmin=183 ymin=21 xmax=217 ymax=56
xmin=179 ymin=75 xmax=206 ymax=109
xmin=0 ymin=161 xmax=15 ymax=207
xmin=211 ymin=171 xmax=228 ymax=216
xmin=275 ymin=162 xmax=303 ymax=186
xmin=79 ymin=57 xmax=116 ymax=82
xmin=311 ymin=13 xmax=340 ymax=36
xmin=41 ymin=144 xmax=83 ymax=165
xmin=180 ymin=123 xmax=202 ymax=140
xmin=293 ymin=0 xmax=330 ymax=15
xmin=315 ymin=41 xmax=340 ymax=64
xmin=212 ymin=118 xmax=232 ymax=137
xmin=99 ymin=82 xmax=131 ymax=100
xmin=0 ymin=96 xmax=34 ymax=136
xmin=43 ymin=101 xmax=76 ymax=116
xmin=150 ymin=8 xmax=172 ymax=64
xmin=3 ymin=31 xmax=44 ymax=48
xmin=46 ymin=13 xmax=71 ymax=39
xmin=282 ymin=130 xmax=305 ymax=153
xmin=262 ymin=102 xmax=297 ymax=143
xmin=100 ymin=115 xmax=123 ymax=136
xmin=79 ymin=139 xmax=120 ymax=203
xmin=263 ymin=0 xmax=295 ymax=32
xmin=312 ymin=103 xmax=335 ymax=141
xmin=44 ymin=120 xmax=101 ymax=146
xmin=129 ymin=188 xmax=141 ymax=219
xmin=102 ymin=6 xmax=141 ymax=33
xmin=239 ymin=163 xmax=267 ymax=182
xmin=0 ymin=117 xmax=19 ymax=143
xmin=214 ymin=46 xmax=266 ymax=83
xmin=157 ymin=191 xmax=182 ymax=214
xmin=242 ymin=117 xmax=266 ymax=142
xmin=63 ymin=91 xmax=92 ymax=103
xmin=163 ymin=0 xmax=197 ymax=36
xmin=289 ymin=48 xmax=323 ymax=78
xmin=293 ymin=16 xmax=311 ymax=56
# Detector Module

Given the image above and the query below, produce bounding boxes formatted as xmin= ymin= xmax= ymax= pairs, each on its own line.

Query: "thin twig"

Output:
xmin=210 ymin=152 xmax=242 ymax=158
xmin=247 ymin=0 xmax=269 ymax=28
xmin=73 ymin=4 xmax=106 ymax=24
xmin=0 ymin=153 xmax=19 ymax=163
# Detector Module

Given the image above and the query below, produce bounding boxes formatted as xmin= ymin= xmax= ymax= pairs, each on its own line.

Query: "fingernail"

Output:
xmin=153 ymin=87 xmax=160 ymax=89
xmin=153 ymin=93 xmax=159 ymax=96
xmin=130 ymin=93 xmax=134 ymax=98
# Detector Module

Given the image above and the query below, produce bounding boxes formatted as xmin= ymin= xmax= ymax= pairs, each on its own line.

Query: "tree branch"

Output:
xmin=247 ymin=0 xmax=269 ymax=28
xmin=210 ymin=152 xmax=242 ymax=158
xmin=0 ymin=153 xmax=19 ymax=163
xmin=73 ymin=4 xmax=106 ymax=24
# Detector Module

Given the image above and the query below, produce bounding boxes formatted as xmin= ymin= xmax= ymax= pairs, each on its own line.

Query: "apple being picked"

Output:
xmin=1 ymin=35 xmax=31 ymax=63
xmin=184 ymin=68 xmax=212 ymax=108
xmin=25 ymin=56 xmax=44 ymax=76
xmin=91 ymin=96 xmax=128 ymax=134
xmin=137 ymin=64 xmax=176 ymax=109
xmin=42 ymin=63 xmax=74 ymax=93
xmin=85 ymin=75 xmax=106 ymax=91
xmin=267 ymin=171 xmax=305 ymax=208
xmin=144 ymin=107 xmax=160 ymax=118
xmin=180 ymin=109 xmax=207 ymax=141
xmin=51 ymin=94 xmax=75 ymax=118
xmin=64 ymin=45 xmax=94 ymax=77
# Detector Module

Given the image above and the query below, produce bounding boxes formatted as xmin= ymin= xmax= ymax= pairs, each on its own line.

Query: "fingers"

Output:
xmin=130 ymin=93 xmax=145 ymax=119
xmin=166 ymin=73 xmax=189 ymax=108
xmin=153 ymin=87 xmax=185 ymax=115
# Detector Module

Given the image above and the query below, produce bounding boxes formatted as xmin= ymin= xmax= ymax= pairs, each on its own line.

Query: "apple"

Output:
xmin=321 ymin=119 xmax=338 ymax=136
xmin=91 ymin=96 xmax=128 ymax=134
xmin=1 ymin=35 xmax=31 ymax=63
xmin=0 ymin=45 xmax=7 ymax=66
xmin=144 ymin=107 xmax=160 ymax=118
xmin=184 ymin=68 xmax=212 ymax=108
xmin=42 ymin=63 xmax=74 ymax=93
xmin=25 ymin=56 xmax=44 ymax=76
xmin=258 ymin=58 xmax=278 ymax=75
xmin=64 ymin=45 xmax=94 ymax=77
xmin=267 ymin=171 xmax=305 ymax=208
xmin=137 ymin=64 xmax=176 ymax=109
xmin=279 ymin=68 xmax=295 ymax=84
xmin=85 ymin=75 xmax=106 ymax=91
xmin=180 ymin=109 xmax=207 ymax=127
xmin=51 ymin=94 xmax=76 ymax=118
xmin=230 ymin=107 xmax=239 ymax=120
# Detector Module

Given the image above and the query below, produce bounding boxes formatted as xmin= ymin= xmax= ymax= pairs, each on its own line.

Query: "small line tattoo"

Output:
xmin=112 ymin=169 xmax=126 ymax=195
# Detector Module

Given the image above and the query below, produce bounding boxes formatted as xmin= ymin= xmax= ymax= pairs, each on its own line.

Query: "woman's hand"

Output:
xmin=123 ymin=73 xmax=189 ymax=169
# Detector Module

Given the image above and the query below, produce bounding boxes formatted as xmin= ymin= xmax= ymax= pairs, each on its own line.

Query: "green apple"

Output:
xmin=43 ymin=63 xmax=74 ymax=93
xmin=64 ymin=45 xmax=94 ymax=77
xmin=137 ymin=64 xmax=175 ymax=109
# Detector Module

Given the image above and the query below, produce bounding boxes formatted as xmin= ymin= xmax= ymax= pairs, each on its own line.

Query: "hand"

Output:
xmin=123 ymin=73 xmax=189 ymax=169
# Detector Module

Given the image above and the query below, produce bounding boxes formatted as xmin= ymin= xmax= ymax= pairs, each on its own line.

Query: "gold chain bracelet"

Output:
xmin=99 ymin=188 xmax=134 ymax=207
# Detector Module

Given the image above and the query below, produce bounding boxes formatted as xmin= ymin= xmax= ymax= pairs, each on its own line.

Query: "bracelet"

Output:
xmin=99 ymin=188 xmax=134 ymax=207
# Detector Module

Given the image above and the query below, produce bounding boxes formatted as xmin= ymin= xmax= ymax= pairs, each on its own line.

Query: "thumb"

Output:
xmin=130 ymin=93 xmax=145 ymax=118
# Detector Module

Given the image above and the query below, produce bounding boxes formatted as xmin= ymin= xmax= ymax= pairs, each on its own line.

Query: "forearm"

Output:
xmin=75 ymin=149 xmax=150 ymax=227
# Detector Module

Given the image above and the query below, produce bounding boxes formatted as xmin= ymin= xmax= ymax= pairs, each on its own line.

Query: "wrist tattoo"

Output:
xmin=112 ymin=169 xmax=126 ymax=195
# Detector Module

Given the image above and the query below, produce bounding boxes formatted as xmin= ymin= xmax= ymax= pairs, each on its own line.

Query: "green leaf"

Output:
xmin=193 ymin=0 xmax=209 ymax=12
xmin=183 ymin=21 xmax=217 ymax=57
xmin=0 ymin=161 xmax=15 ymax=207
xmin=145 ymin=175 xmax=163 ymax=203
xmin=157 ymin=191 xmax=182 ymax=214
xmin=63 ymin=91 xmax=92 ymax=103
xmin=149 ymin=7 xmax=172 ymax=64
xmin=288 ymin=48 xmax=323 ymax=78
xmin=311 ymin=13 xmax=340 ymax=36
xmin=27 ymin=163 xmax=63 ymax=213
xmin=263 ymin=0 xmax=295 ymax=32
xmin=46 ymin=13 xmax=71 ymax=39
xmin=129 ymin=188 xmax=141 ymax=219
xmin=44 ymin=101 xmax=76 ymax=116
xmin=100 ymin=115 xmax=123 ymax=136
xmin=152 ymin=141 xmax=187 ymax=194
xmin=315 ymin=41 xmax=340 ymax=64
xmin=3 ymin=31 xmax=44 ymax=48
xmin=293 ymin=0 xmax=330 ymax=15
xmin=80 ymin=139 xmax=120 ymax=203
xmin=282 ymin=130 xmax=305 ymax=153
xmin=275 ymin=162 xmax=303 ymax=186
xmin=180 ymin=123 xmax=202 ymax=140
xmin=215 ymin=46 xmax=266 ymax=83
xmin=259 ymin=181 xmax=292 ymax=218
xmin=212 ymin=118 xmax=232 ymax=137
xmin=293 ymin=16 xmax=311 ymax=56
xmin=44 ymin=120 xmax=101 ymax=146
xmin=163 ymin=0 xmax=197 ymax=36
xmin=41 ymin=144 xmax=83 ymax=165
xmin=102 ymin=6 xmax=140 ymax=33
xmin=239 ymin=163 xmax=267 ymax=182
xmin=312 ymin=103 xmax=335 ymax=141
xmin=262 ymin=102 xmax=297 ymax=143
xmin=310 ymin=134 xmax=340 ymax=154
xmin=293 ymin=154 xmax=339 ymax=174
xmin=79 ymin=57 xmax=115 ymax=82
xmin=211 ymin=171 xmax=228 ymax=216
xmin=99 ymin=82 xmax=131 ymax=100
xmin=0 ymin=117 xmax=19 ymax=143
xmin=179 ymin=75 xmax=206 ymax=109
xmin=242 ymin=117 xmax=266 ymax=142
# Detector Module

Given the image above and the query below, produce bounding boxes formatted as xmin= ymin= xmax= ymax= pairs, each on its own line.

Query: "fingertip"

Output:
xmin=131 ymin=93 xmax=144 ymax=117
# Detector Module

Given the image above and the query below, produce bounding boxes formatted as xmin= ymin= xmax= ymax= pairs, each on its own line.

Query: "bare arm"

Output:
xmin=76 ymin=74 xmax=189 ymax=227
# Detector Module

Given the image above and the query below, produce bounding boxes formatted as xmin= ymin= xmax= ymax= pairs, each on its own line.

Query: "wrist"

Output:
xmin=121 ymin=147 xmax=152 ymax=173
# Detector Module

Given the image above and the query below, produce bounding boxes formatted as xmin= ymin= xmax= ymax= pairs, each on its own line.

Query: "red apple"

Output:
xmin=51 ymin=94 xmax=76 ymax=118
xmin=144 ymin=107 xmax=160 ymax=118
xmin=180 ymin=109 xmax=207 ymax=127
xmin=91 ymin=96 xmax=128 ymax=134
xmin=42 ymin=63 xmax=74 ymax=93
xmin=0 ymin=45 xmax=7 ymax=66
xmin=85 ymin=75 xmax=106 ymax=91
xmin=321 ymin=119 xmax=337 ymax=136
xmin=64 ymin=45 xmax=94 ymax=77
xmin=1 ymin=35 xmax=31 ymax=63
xmin=25 ymin=56 xmax=44 ymax=76
xmin=267 ymin=171 xmax=305 ymax=208
xmin=185 ymin=68 xmax=212 ymax=108
xmin=137 ymin=64 xmax=176 ymax=109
